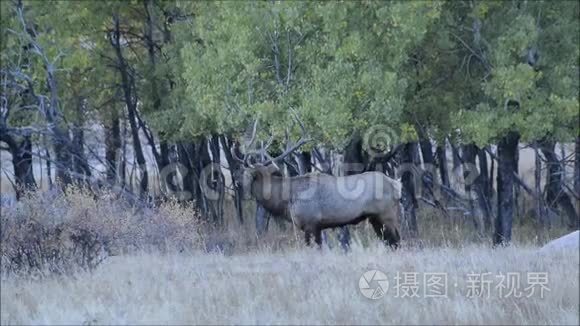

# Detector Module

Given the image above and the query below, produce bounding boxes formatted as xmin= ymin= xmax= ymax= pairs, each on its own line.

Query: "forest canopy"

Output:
xmin=1 ymin=0 xmax=579 ymax=245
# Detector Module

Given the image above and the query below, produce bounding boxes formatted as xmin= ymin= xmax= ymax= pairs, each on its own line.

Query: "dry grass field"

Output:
xmin=0 ymin=180 xmax=578 ymax=325
xmin=1 ymin=244 xmax=578 ymax=325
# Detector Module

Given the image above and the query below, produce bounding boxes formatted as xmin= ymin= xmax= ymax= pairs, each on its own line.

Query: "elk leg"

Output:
xmin=304 ymin=231 xmax=313 ymax=246
xmin=369 ymin=216 xmax=400 ymax=250
xmin=314 ymin=227 xmax=323 ymax=248
xmin=304 ymin=226 xmax=322 ymax=248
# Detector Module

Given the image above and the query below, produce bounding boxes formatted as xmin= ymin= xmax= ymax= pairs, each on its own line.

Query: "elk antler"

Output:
xmin=231 ymin=142 xmax=246 ymax=164
xmin=246 ymin=118 xmax=259 ymax=152
xmin=231 ymin=111 xmax=310 ymax=168
xmin=261 ymin=137 xmax=310 ymax=166
xmin=261 ymin=109 xmax=310 ymax=166
xmin=260 ymin=135 xmax=280 ymax=170
xmin=231 ymin=118 xmax=261 ymax=167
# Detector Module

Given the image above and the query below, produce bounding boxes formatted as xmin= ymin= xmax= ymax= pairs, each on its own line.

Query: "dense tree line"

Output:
xmin=1 ymin=0 xmax=578 ymax=245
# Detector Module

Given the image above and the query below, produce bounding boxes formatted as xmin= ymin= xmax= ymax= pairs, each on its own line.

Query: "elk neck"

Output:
xmin=250 ymin=170 xmax=290 ymax=218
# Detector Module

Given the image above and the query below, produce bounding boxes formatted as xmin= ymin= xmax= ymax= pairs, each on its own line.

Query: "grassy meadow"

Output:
xmin=1 ymin=244 xmax=578 ymax=325
xmin=1 ymin=188 xmax=578 ymax=325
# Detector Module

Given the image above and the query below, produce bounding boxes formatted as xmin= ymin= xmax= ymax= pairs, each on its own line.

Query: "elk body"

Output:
xmin=245 ymin=164 xmax=402 ymax=248
xmin=233 ymin=116 xmax=402 ymax=249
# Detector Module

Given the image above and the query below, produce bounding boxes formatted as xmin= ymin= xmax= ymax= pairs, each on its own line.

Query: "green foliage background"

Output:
xmin=1 ymin=0 xmax=578 ymax=152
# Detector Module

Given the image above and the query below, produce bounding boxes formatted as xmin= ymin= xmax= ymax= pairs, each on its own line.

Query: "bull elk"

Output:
xmin=232 ymin=118 xmax=402 ymax=249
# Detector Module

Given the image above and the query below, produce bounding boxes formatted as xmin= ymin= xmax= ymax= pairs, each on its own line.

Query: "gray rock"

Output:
xmin=540 ymin=231 xmax=579 ymax=252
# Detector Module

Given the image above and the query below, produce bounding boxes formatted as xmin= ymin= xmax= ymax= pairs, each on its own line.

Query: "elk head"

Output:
xmin=231 ymin=114 xmax=310 ymax=197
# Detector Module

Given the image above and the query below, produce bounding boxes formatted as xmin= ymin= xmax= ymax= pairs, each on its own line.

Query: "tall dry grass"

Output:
xmin=1 ymin=188 xmax=578 ymax=325
xmin=1 ymin=244 xmax=578 ymax=325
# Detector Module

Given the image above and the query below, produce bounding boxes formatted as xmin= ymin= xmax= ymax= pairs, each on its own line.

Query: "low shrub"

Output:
xmin=0 ymin=186 xmax=203 ymax=277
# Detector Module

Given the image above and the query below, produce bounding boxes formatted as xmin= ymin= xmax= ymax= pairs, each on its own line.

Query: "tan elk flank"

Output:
xmin=233 ymin=119 xmax=402 ymax=248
